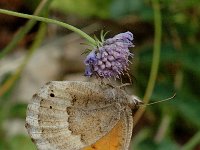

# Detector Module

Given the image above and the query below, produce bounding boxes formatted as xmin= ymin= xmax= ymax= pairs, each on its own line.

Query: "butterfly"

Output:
xmin=25 ymin=81 xmax=141 ymax=150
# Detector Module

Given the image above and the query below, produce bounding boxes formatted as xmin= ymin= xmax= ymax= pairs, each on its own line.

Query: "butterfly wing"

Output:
xmin=82 ymin=107 xmax=133 ymax=150
xmin=26 ymin=81 xmax=122 ymax=150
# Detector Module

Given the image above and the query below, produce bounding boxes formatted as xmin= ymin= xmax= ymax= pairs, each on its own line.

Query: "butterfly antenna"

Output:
xmin=138 ymin=93 xmax=176 ymax=106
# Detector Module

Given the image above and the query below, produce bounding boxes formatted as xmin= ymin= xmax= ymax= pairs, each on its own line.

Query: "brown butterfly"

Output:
xmin=25 ymin=81 xmax=141 ymax=150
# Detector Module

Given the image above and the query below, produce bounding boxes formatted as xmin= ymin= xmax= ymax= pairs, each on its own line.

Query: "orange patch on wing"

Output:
xmin=83 ymin=119 xmax=124 ymax=150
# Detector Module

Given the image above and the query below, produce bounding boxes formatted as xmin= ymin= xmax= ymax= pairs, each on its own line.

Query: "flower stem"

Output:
xmin=0 ymin=0 xmax=52 ymax=60
xmin=0 ymin=8 xmax=96 ymax=46
xmin=133 ymin=0 xmax=162 ymax=127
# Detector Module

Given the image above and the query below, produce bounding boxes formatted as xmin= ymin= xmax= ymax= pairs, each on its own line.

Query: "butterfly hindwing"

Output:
xmin=83 ymin=107 xmax=133 ymax=150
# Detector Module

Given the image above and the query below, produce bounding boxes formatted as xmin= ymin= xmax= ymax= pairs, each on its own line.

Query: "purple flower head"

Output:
xmin=84 ymin=31 xmax=134 ymax=79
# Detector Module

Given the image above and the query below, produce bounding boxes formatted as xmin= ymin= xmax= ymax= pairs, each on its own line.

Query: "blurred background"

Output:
xmin=0 ymin=0 xmax=200 ymax=149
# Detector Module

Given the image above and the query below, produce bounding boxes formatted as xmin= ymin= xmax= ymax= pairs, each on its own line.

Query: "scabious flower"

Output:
xmin=84 ymin=31 xmax=134 ymax=79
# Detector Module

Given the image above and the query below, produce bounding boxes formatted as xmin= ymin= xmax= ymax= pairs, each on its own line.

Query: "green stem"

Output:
xmin=143 ymin=0 xmax=161 ymax=103
xmin=133 ymin=0 xmax=162 ymax=127
xmin=0 ymin=0 xmax=52 ymax=60
xmin=181 ymin=130 xmax=200 ymax=150
xmin=0 ymin=9 xmax=96 ymax=46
